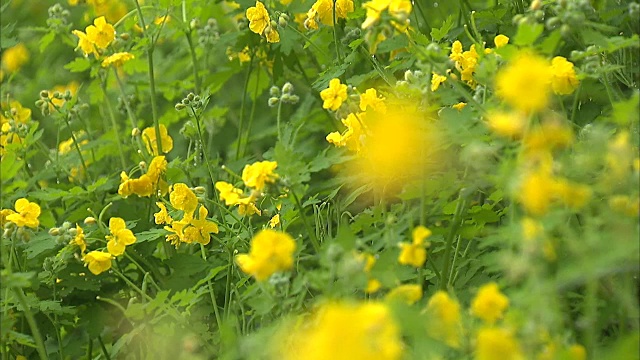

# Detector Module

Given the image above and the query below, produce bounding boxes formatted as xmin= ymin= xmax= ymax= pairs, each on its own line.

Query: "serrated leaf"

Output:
xmin=64 ymin=57 xmax=91 ymax=73
xmin=514 ymin=23 xmax=544 ymax=46
xmin=430 ymin=15 xmax=454 ymax=42
xmin=39 ymin=31 xmax=56 ymax=52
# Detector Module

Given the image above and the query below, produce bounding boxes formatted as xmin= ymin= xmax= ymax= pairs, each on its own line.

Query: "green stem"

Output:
xmin=290 ymin=188 xmax=320 ymax=253
xmin=584 ymin=277 xmax=599 ymax=355
xmin=439 ymin=189 xmax=470 ymax=291
xmin=86 ymin=338 xmax=93 ymax=360
xmin=113 ymin=69 xmax=147 ymax=156
xmin=241 ymin=66 xmax=261 ymax=157
xmin=224 ymin=249 xmax=233 ymax=318
xmin=276 ymin=95 xmax=283 ymax=143
xmin=570 ymin=83 xmax=582 ymax=124
xmin=12 ymin=288 xmax=48 ymax=360
xmin=200 ymin=244 xmax=223 ymax=330
xmin=97 ymin=336 xmax=112 ymax=360
xmin=332 ymin=0 xmax=342 ymax=63
xmin=286 ymin=24 xmax=329 ymax=57
xmin=236 ymin=55 xmax=254 ymax=160
xmin=100 ymin=80 xmax=127 ymax=169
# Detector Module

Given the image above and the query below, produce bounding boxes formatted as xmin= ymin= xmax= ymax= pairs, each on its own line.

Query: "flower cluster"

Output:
xmin=118 ymin=156 xmax=168 ymax=198
xmin=2 ymin=198 xmax=41 ymax=229
xmin=304 ymin=0 xmax=355 ymax=30
xmin=361 ymin=0 xmax=412 ymax=29
xmin=156 ymin=183 xmax=219 ymax=247
xmin=0 ymin=100 xmax=32 ymax=158
xmin=215 ymin=160 xmax=279 ymax=216
xmin=246 ymin=1 xmax=280 ymax=43
xmin=72 ymin=16 xmax=115 ymax=57
xmin=236 ymin=229 xmax=296 ymax=281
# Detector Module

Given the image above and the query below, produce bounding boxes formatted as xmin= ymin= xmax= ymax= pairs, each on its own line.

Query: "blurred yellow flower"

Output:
xmin=385 ymin=284 xmax=422 ymax=304
xmin=326 ymin=112 xmax=366 ymax=153
xmin=0 ymin=209 xmax=16 ymax=227
xmin=85 ymin=16 xmax=115 ymax=49
xmin=476 ymin=327 xmax=524 ymax=360
xmin=356 ymin=252 xmax=381 ymax=293
xmin=106 ymin=217 xmax=136 ymax=256
xmin=550 ymin=56 xmax=579 ymax=95
xmin=83 ymin=251 xmax=113 ymax=275
xmin=398 ymin=226 xmax=431 ymax=268
xmin=486 ymin=111 xmax=527 ymax=139
xmin=306 ymin=0 xmax=354 ymax=29
xmin=361 ymin=0 xmax=411 ymax=29
xmin=50 ymin=81 xmax=79 ymax=108
xmin=320 ymin=78 xmax=348 ymax=111
xmin=496 ymin=52 xmax=551 ymax=113
xmin=471 ymin=282 xmax=509 ymax=324
xmin=425 ymin=291 xmax=462 ymax=348
xmin=236 ymin=229 xmax=296 ymax=281
xmin=101 ymin=52 xmax=135 ymax=68
xmin=452 ymin=102 xmax=467 ymax=111
xmin=142 ymin=124 xmax=173 ymax=155
xmin=281 ymin=301 xmax=403 ymax=360
xmin=494 ymin=34 xmax=509 ymax=48
xmin=1 ymin=43 xmax=29 ymax=73
xmin=6 ymin=198 xmax=41 ymax=229
xmin=242 ymin=160 xmax=279 ymax=191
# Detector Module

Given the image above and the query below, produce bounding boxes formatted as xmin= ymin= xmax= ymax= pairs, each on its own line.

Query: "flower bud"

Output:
xmin=139 ymin=161 xmax=147 ymax=170
xmin=193 ymin=186 xmax=206 ymax=196
xmin=282 ymin=82 xmax=294 ymax=94
xmin=288 ymin=94 xmax=299 ymax=104
xmin=281 ymin=93 xmax=291 ymax=103
xmin=278 ymin=15 xmax=288 ymax=28
xmin=49 ymin=227 xmax=60 ymax=236
xmin=190 ymin=18 xmax=200 ymax=30
xmin=40 ymin=90 xmax=50 ymax=99
xmin=268 ymin=97 xmax=279 ymax=107
xmin=84 ymin=216 xmax=96 ymax=225
xmin=131 ymin=127 xmax=141 ymax=137
xmin=269 ymin=86 xmax=281 ymax=97
xmin=187 ymin=93 xmax=195 ymax=101
xmin=175 ymin=103 xmax=186 ymax=111
xmin=61 ymin=221 xmax=72 ymax=231
xmin=120 ymin=33 xmax=131 ymax=41
xmin=530 ymin=0 xmax=542 ymax=10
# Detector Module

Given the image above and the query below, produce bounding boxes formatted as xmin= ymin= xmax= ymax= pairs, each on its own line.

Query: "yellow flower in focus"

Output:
xmin=282 ymin=301 xmax=403 ymax=360
xmin=320 ymin=78 xmax=348 ymax=111
xmin=242 ymin=160 xmax=279 ymax=191
xmin=6 ymin=198 xmax=41 ymax=229
xmin=476 ymin=327 xmax=524 ymax=360
xmin=71 ymin=224 xmax=87 ymax=254
xmin=236 ymin=229 xmax=296 ymax=281
xmin=425 ymin=291 xmax=462 ymax=348
xmin=83 ymin=251 xmax=113 ymax=275
xmin=246 ymin=1 xmax=270 ymax=35
xmin=431 ymin=73 xmax=447 ymax=91
xmin=141 ymin=124 xmax=173 ymax=155
xmin=359 ymin=88 xmax=386 ymax=112
xmin=495 ymin=52 xmax=551 ymax=113
xmin=494 ymin=34 xmax=509 ymax=48
xmin=550 ymin=56 xmax=579 ymax=95
xmin=170 ymin=183 xmax=199 ymax=216
xmin=101 ymin=52 xmax=135 ymax=68
xmin=106 ymin=217 xmax=136 ymax=256
xmin=385 ymin=284 xmax=422 ymax=304
xmin=154 ymin=202 xmax=173 ymax=224
xmin=182 ymin=206 xmax=219 ymax=245
xmin=471 ymin=282 xmax=509 ymax=324
xmin=72 ymin=30 xmax=97 ymax=56
xmin=1 ymin=43 xmax=29 ymax=73
xmin=486 ymin=111 xmax=527 ymax=139
xmin=215 ymin=181 xmax=244 ymax=205
xmin=164 ymin=218 xmax=188 ymax=247
xmin=85 ymin=16 xmax=116 ymax=49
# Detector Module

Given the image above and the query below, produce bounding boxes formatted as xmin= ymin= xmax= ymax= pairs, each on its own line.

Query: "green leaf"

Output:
xmin=1 ymin=271 xmax=36 ymax=288
xmin=247 ymin=67 xmax=270 ymax=101
xmin=39 ymin=31 xmax=56 ymax=52
xmin=64 ymin=57 xmax=91 ymax=73
xmin=430 ymin=15 xmax=454 ymax=42
xmin=514 ymin=23 xmax=544 ymax=46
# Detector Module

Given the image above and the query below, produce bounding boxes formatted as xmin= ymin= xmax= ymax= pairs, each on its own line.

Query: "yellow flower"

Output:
xmin=105 ymin=217 xmax=136 ymax=256
xmin=265 ymin=26 xmax=280 ymax=43
xmin=326 ymin=112 xmax=366 ymax=153
xmin=85 ymin=16 xmax=115 ymax=49
xmin=494 ymin=34 xmax=509 ymax=48
xmin=550 ymin=56 xmax=579 ymax=95
xmin=609 ymin=195 xmax=640 ymax=217
xmin=141 ymin=124 xmax=173 ymax=155
xmin=486 ymin=111 xmax=527 ymax=139
xmin=72 ymin=29 xmax=97 ymax=56
xmin=246 ymin=1 xmax=270 ymax=35
xmin=83 ymin=251 xmax=113 ymax=275
xmin=236 ymin=229 xmax=296 ymax=281
xmin=495 ymin=51 xmax=551 ymax=113
xmin=182 ymin=205 xmax=219 ymax=245
xmin=356 ymin=252 xmax=381 ymax=293
xmin=146 ymin=155 xmax=168 ymax=187
xmin=101 ymin=52 xmax=135 ymax=68
xmin=385 ymin=284 xmax=422 ymax=304
xmin=425 ymin=291 xmax=462 ymax=348
xmin=118 ymin=172 xmax=154 ymax=198
xmin=450 ymin=40 xmax=464 ymax=63
xmin=6 ymin=198 xmax=41 ymax=229
xmin=154 ymin=202 xmax=173 ymax=225
xmin=431 ymin=73 xmax=447 ymax=91
xmin=320 ymin=78 xmax=348 ymax=111
xmin=398 ymin=226 xmax=431 ymax=268
xmin=471 ymin=282 xmax=509 ymax=324
xmin=71 ymin=224 xmax=87 ymax=254
xmin=281 ymin=301 xmax=403 ymax=360
xmin=476 ymin=327 xmax=524 ymax=360
xmin=50 ymin=81 xmax=80 ymax=108
xmin=4 ymin=100 xmax=31 ymax=124
xmin=169 ymin=183 xmax=199 ymax=216
xmin=521 ymin=217 xmax=543 ymax=241
xmin=359 ymin=88 xmax=386 ymax=112
xmin=306 ymin=0 xmax=354 ymax=28
xmin=452 ymin=102 xmax=467 ymax=111
xmin=0 ymin=209 xmax=16 ymax=227
xmin=361 ymin=0 xmax=410 ymax=29
xmin=1 ymin=43 xmax=29 ymax=72
xmin=269 ymin=213 xmax=280 ymax=228
xmin=164 ymin=218 xmax=188 ymax=247
xmin=215 ymin=181 xmax=244 ymax=205
xmin=242 ymin=160 xmax=279 ymax=191
xmin=517 ymin=168 xmax=558 ymax=216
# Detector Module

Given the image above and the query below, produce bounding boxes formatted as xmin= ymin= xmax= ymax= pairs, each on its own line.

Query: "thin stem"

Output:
xmin=113 ymin=69 xmax=147 ymax=156
xmin=62 ymin=113 xmax=92 ymax=182
xmin=13 ymin=288 xmax=48 ymax=360
xmin=290 ymin=188 xmax=320 ymax=252
xmin=224 ymin=249 xmax=233 ymax=318
xmin=97 ymin=336 xmax=112 ymax=360
xmin=439 ymin=189 xmax=470 ymax=291
xmin=100 ymin=80 xmax=127 ymax=169
xmin=286 ymin=24 xmax=329 ymax=57
xmin=332 ymin=0 xmax=342 ymax=63
xmin=276 ymin=98 xmax=283 ymax=142
xmin=236 ymin=55 xmax=254 ymax=160
xmin=241 ymin=66 xmax=261 ymax=157
xmin=200 ymin=244 xmax=223 ymax=330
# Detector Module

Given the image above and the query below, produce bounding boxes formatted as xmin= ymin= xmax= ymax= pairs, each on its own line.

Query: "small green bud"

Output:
xmin=282 ymin=82 xmax=294 ymax=94
xmin=269 ymin=86 xmax=281 ymax=97
xmin=175 ymin=103 xmax=186 ymax=111
xmin=268 ymin=97 xmax=279 ymax=107
xmin=40 ymin=90 xmax=50 ymax=98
